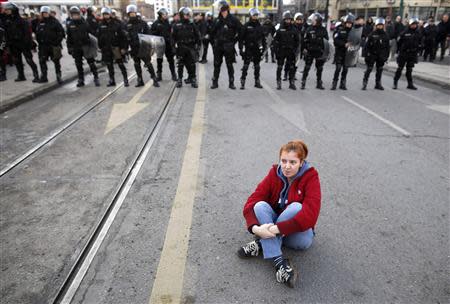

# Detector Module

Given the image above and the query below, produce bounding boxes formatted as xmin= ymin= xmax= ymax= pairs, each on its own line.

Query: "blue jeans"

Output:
xmin=254 ymin=201 xmax=314 ymax=259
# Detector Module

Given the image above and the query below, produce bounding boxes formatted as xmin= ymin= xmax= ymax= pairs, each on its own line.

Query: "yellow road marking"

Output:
xmin=105 ymin=82 xmax=154 ymax=134
xmin=149 ymin=64 xmax=206 ymax=304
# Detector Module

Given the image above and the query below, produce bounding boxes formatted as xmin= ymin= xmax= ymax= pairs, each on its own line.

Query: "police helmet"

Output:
xmin=69 ymin=6 xmax=81 ymax=15
xmin=343 ymin=13 xmax=355 ymax=23
xmin=40 ymin=6 xmax=51 ymax=14
xmin=409 ymin=17 xmax=419 ymax=25
xmin=282 ymin=11 xmax=292 ymax=20
xmin=308 ymin=13 xmax=323 ymax=24
xmin=87 ymin=6 xmax=96 ymax=14
xmin=249 ymin=8 xmax=259 ymax=17
xmin=111 ymin=9 xmax=117 ymax=16
xmin=179 ymin=7 xmax=192 ymax=19
xmin=157 ymin=7 xmax=168 ymax=17
xmin=217 ymin=0 xmax=229 ymax=12
xmin=126 ymin=4 xmax=137 ymax=14
xmin=3 ymin=2 xmax=19 ymax=12
xmin=206 ymin=11 xmax=213 ymax=18
xmin=294 ymin=12 xmax=304 ymax=21
xmin=375 ymin=17 xmax=385 ymax=26
xmin=101 ymin=7 xmax=111 ymax=15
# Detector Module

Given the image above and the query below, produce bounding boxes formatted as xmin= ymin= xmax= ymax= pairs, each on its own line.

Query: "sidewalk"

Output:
xmin=358 ymin=56 xmax=450 ymax=88
xmin=0 ymin=48 xmax=102 ymax=113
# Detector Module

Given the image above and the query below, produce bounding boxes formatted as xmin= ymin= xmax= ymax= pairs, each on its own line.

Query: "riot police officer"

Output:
xmin=239 ymin=8 xmax=266 ymax=90
xmin=362 ymin=17 xmax=390 ymax=90
xmin=3 ymin=2 xmax=39 ymax=82
xmin=393 ymin=18 xmax=421 ymax=90
xmin=35 ymin=6 xmax=65 ymax=84
xmin=331 ymin=14 xmax=354 ymax=90
xmin=66 ymin=6 xmax=100 ymax=87
xmin=210 ymin=0 xmax=241 ymax=89
xmin=200 ymin=11 xmax=214 ymax=63
xmin=151 ymin=7 xmax=177 ymax=81
xmin=97 ymin=7 xmax=128 ymax=87
xmin=86 ymin=6 xmax=98 ymax=36
xmin=273 ymin=11 xmax=299 ymax=90
xmin=301 ymin=13 xmax=328 ymax=90
xmin=172 ymin=7 xmax=200 ymax=88
xmin=125 ymin=4 xmax=159 ymax=88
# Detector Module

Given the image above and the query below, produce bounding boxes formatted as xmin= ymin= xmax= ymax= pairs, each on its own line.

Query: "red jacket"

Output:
xmin=243 ymin=165 xmax=321 ymax=236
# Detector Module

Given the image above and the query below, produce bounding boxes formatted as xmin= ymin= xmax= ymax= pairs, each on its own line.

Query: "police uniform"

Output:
xmin=332 ymin=21 xmax=352 ymax=90
xmin=151 ymin=14 xmax=177 ymax=81
xmin=66 ymin=13 xmax=100 ymax=87
xmin=273 ymin=14 xmax=300 ymax=90
xmin=362 ymin=20 xmax=390 ymax=90
xmin=126 ymin=13 xmax=159 ymax=87
xmin=393 ymin=20 xmax=421 ymax=90
xmin=97 ymin=17 xmax=128 ymax=86
xmin=172 ymin=9 xmax=201 ymax=88
xmin=239 ymin=13 xmax=266 ymax=89
xmin=210 ymin=4 xmax=241 ymax=89
xmin=35 ymin=14 xmax=65 ymax=83
xmin=301 ymin=16 xmax=328 ymax=90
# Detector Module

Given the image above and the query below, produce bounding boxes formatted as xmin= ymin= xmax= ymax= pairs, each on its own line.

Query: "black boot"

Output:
xmin=94 ymin=77 xmax=100 ymax=87
xmin=39 ymin=74 xmax=48 ymax=83
xmin=32 ymin=69 xmax=39 ymax=83
xmin=136 ymin=76 xmax=144 ymax=87
xmin=107 ymin=77 xmax=116 ymax=87
xmin=171 ymin=72 xmax=177 ymax=82
xmin=362 ymin=80 xmax=367 ymax=90
xmin=229 ymin=78 xmax=236 ymax=90
xmin=301 ymin=80 xmax=306 ymax=90
xmin=153 ymin=78 xmax=160 ymax=87
xmin=240 ymin=78 xmax=245 ymax=90
xmin=76 ymin=77 xmax=85 ymax=87
xmin=339 ymin=79 xmax=347 ymax=90
xmin=156 ymin=72 xmax=162 ymax=82
xmin=255 ymin=79 xmax=263 ymax=89
xmin=407 ymin=82 xmax=417 ymax=90
xmin=277 ymin=80 xmax=282 ymax=90
xmin=0 ymin=72 xmax=6 ymax=82
xmin=316 ymin=80 xmax=324 ymax=90
xmin=191 ymin=78 xmax=198 ymax=88
xmin=56 ymin=72 xmax=63 ymax=84
xmin=331 ymin=80 xmax=337 ymax=90
xmin=176 ymin=78 xmax=182 ymax=88
xmin=210 ymin=79 xmax=218 ymax=89
xmin=289 ymin=80 xmax=296 ymax=90
xmin=393 ymin=79 xmax=398 ymax=90
xmin=374 ymin=82 xmax=384 ymax=90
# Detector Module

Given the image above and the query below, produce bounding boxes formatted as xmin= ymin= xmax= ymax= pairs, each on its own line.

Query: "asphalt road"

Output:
xmin=1 ymin=52 xmax=449 ymax=304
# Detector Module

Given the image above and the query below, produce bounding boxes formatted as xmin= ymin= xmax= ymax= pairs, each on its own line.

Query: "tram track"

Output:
xmin=50 ymin=82 xmax=178 ymax=304
xmin=0 ymin=73 xmax=137 ymax=177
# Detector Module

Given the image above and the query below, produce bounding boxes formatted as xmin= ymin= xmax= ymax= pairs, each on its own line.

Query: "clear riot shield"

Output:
xmin=345 ymin=26 xmax=363 ymax=67
xmin=82 ymin=33 xmax=98 ymax=60
xmin=137 ymin=34 xmax=166 ymax=60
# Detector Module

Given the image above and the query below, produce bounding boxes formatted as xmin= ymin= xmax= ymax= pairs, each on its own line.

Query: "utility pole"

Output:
xmin=399 ymin=0 xmax=404 ymax=18
xmin=324 ymin=0 xmax=330 ymax=23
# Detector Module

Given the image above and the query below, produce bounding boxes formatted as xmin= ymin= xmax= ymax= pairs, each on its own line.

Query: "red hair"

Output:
xmin=279 ymin=140 xmax=308 ymax=161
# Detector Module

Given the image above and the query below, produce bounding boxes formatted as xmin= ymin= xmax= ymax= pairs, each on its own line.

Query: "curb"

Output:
xmin=0 ymin=65 xmax=105 ymax=114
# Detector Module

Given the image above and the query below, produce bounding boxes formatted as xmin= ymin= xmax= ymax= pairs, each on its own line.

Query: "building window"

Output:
xmin=108 ymin=0 xmax=114 ymax=5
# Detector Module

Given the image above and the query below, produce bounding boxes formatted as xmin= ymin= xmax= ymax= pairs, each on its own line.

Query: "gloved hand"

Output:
xmin=68 ymin=48 xmax=73 ymax=55
xmin=239 ymin=49 xmax=245 ymax=57
xmin=121 ymin=49 xmax=127 ymax=55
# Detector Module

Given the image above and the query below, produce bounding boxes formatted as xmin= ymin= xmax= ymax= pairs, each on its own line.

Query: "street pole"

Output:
xmin=325 ymin=0 xmax=329 ymax=23
xmin=399 ymin=0 xmax=404 ymax=18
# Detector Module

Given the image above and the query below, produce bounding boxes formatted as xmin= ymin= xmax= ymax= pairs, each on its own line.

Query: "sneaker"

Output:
xmin=275 ymin=259 xmax=297 ymax=288
xmin=237 ymin=240 xmax=261 ymax=258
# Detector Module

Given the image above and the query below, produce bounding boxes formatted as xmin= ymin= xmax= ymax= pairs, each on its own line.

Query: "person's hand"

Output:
xmin=121 ymin=49 xmax=127 ymax=55
xmin=268 ymin=225 xmax=280 ymax=235
xmin=252 ymin=224 xmax=276 ymax=239
xmin=345 ymin=42 xmax=350 ymax=48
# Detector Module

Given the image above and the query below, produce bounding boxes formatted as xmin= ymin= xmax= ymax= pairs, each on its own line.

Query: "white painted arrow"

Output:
xmin=105 ymin=83 xmax=154 ymax=134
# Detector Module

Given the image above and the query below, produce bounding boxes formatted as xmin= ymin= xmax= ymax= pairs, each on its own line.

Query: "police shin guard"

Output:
xmin=375 ymin=67 xmax=384 ymax=90
xmin=107 ymin=63 xmax=115 ymax=87
xmin=406 ymin=67 xmax=417 ymax=90
xmin=240 ymin=77 xmax=245 ymax=90
xmin=89 ymin=61 xmax=100 ymax=86
xmin=316 ymin=66 xmax=324 ymax=90
xmin=362 ymin=68 xmax=371 ymax=90
xmin=339 ymin=79 xmax=347 ymax=90
xmin=289 ymin=79 xmax=296 ymax=90
xmin=229 ymin=77 xmax=236 ymax=90
xmin=156 ymin=58 xmax=163 ymax=81
xmin=55 ymin=61 xmax=63 ymax=84
xmin=39 ymin=59 xmax=48 ymax=83
xmin=169 ymin=62 xmax=177 ymax=81
xmin=119 ymin=63 xmax=128 ymax=87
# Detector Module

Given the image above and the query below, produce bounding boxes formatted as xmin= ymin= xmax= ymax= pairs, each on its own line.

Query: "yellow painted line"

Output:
xmin=149 ymin=64 xmax=206 ymax=304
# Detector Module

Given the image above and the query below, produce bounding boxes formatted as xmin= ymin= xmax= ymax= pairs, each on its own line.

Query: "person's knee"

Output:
xmin=253 ymin=201 xmax=271 ymax=215
xmin=290 ymin=236 xmax=313 ymax=251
